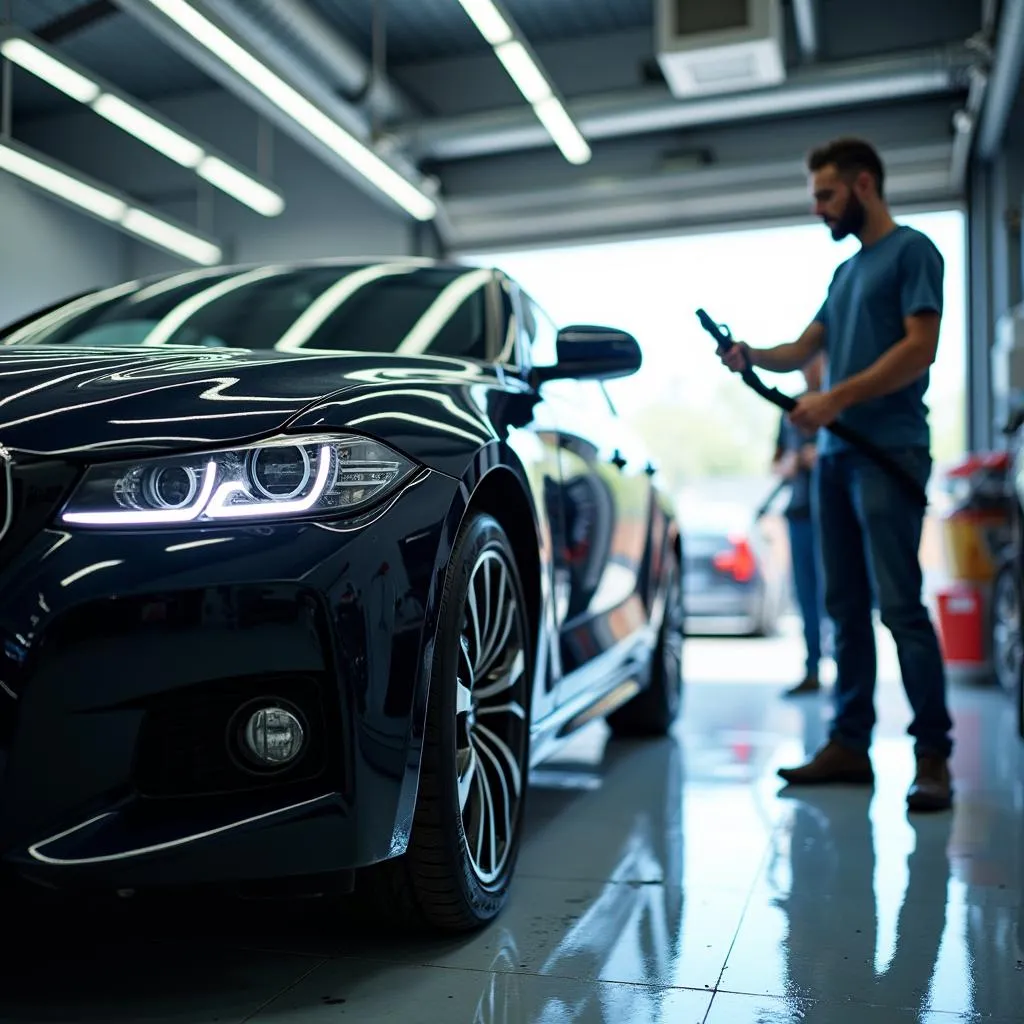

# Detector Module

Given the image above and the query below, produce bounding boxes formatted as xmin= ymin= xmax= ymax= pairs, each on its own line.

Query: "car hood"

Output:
xmin=0 ymin=345 xmax=504 ymax=460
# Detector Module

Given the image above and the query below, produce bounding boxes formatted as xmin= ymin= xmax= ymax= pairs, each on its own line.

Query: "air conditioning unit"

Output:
xmin=655 ymin=0 xmax=787 ymax=98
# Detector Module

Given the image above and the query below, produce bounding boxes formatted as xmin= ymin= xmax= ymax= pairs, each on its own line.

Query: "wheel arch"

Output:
xmin=461 ymin=466 xmax=544 ymax=676
xmin=396 ymin=448 xmax=548 ymax=843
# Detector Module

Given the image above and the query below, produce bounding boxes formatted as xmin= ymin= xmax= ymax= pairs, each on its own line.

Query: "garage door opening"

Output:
xmin=467 ymin=207 xmax=967 ymax=493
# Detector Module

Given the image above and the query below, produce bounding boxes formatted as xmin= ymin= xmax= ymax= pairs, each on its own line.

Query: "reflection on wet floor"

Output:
xmin=2 ymin=623 xmax=1023 ymax=1022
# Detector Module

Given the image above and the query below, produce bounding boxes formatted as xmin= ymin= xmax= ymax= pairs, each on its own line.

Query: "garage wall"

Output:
xmin=12 ymin=86 xmax=415 ymax=282
xmin=0 ymin=174 xmax=128 ymax=326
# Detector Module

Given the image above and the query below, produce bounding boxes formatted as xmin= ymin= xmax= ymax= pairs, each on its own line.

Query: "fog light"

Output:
xmin=243 ymin=706 xmax=305 ymax=766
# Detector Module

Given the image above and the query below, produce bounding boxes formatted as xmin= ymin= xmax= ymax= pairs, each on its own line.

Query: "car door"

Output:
xmin=515 ymin=290 xmax=654 ymax=705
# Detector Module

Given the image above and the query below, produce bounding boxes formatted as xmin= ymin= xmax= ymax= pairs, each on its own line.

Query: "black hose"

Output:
xmin=696 ymin=308 xmax=928 ymax=509
xmin=754 ymin=478 xmax=789 ymax=521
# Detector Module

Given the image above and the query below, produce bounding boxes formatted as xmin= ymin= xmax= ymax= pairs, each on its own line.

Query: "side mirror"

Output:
xmin=532 ymin=324 xmax=642 ymax=384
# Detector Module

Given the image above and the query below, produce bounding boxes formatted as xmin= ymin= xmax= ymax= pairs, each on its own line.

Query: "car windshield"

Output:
xmin=0 ymin=263 xmax=493 ymax=361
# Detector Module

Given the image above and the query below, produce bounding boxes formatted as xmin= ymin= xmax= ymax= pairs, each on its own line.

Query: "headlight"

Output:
xmin=60 ymin=434 xmax=417 ymax=526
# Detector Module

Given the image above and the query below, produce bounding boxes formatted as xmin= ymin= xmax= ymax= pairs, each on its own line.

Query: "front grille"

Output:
xmin=0 ymin=456 xmax=80 ymax=573
xmin=0 ymin=457 xmax=80 ymax=708
xmin=134 ymin=673 xmax=332 ymax=799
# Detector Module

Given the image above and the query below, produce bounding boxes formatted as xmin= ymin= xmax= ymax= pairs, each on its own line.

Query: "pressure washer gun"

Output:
xmin=695 ymin=307 xmax=928 ymax=509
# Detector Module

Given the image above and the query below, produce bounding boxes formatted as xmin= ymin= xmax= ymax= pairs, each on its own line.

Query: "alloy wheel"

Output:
xmin=661 ymin=564 xmax=684 ymax=712
xmin=992 ymin=568 xmax=1022 ymax=696
xmin=455 ymin=547 xmax=528 ymax=887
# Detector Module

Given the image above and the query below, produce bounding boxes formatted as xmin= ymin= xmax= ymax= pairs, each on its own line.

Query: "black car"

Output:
xmin=0 ymin=259 xmax=683 ymax=932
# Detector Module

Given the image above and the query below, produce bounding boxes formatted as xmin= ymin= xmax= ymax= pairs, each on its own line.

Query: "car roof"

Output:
xmin=130 ymin=257 xmax=498 ymax=287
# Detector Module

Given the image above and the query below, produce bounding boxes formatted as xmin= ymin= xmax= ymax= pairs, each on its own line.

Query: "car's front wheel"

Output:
xmin=370 ymin=511 xmax=533 ymax=931
xmin=991 ymin=560 xmax=1022 ymax=698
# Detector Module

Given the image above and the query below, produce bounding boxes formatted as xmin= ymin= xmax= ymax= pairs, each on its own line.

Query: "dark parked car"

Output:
xmin=0 ymin=259 xmax=683 ymax=932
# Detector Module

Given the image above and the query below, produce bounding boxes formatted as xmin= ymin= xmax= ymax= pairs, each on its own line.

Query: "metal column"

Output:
xmin=968 ymin=159 xmax=995 ymax=449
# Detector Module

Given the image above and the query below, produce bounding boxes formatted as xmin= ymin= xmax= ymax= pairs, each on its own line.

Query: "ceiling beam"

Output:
xmin=36 ymin=0 xmax=117 ymax=44
xmin=444 ymin=142 xmax=955 ymax=251
xmin=398 ymin=46 xmax=973 ymax=163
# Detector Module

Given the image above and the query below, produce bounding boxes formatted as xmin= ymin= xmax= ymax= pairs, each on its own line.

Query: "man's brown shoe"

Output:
xmin=777 ymin=740 xmax=874 ymax=786
xmin=782 ymin=675 xmax=820 ymax=698
xmin=907 ymin=754 xmax=953 ymax=812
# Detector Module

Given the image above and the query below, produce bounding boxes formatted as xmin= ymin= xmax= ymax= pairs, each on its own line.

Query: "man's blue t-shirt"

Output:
xmin=813 ymin=224 xmax=944 ymax=455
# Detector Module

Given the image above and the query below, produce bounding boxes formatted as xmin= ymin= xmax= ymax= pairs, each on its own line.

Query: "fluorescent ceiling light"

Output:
xmin=455 ymin=0 xmax=590 ymax=165
xmin=121 ymin=209 xmax=222 ymax=267
xmin=0 ymin=138 xmax=223 ymax=266
xmin=141 ymin=0 xmax=437 ymax=221
xmin=0 ymin=37 xmax=99 ymax=102
xmin=93 ymin=93 xmax=205 ymax=167
xmin=0 ymin=142 xmax=126 ymax=220
xmin=0 ymin=28 xmax=283 ymax=217
xmin=495 ymin=41 xmax=551 ymax=104
xmin=197 ymin=156 xmax=285 ymax=217
xmin=533 ymin=96 xmax=592 ymax=165
xmin=456 ymin=0 xmax=513 ymax=45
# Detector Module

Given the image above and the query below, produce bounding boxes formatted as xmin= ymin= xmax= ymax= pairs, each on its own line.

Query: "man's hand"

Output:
xmin=717 ymin=340 xmax=752 ymax=373
xmin=789 ymin=390 xmax=845 ymax=432
xmin=774 ymin=451 xmax=799 ymax=479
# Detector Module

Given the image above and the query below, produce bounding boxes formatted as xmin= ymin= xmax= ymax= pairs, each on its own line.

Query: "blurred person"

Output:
xmin=717 ymin=137 xmax=954 ymax=812
xmin=772 ymin=352 xmax=829 ymax=697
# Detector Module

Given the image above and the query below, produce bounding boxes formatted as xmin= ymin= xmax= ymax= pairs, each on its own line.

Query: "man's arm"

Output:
xmin=770 ymin=416 xmax=791 ymax=476
xmin=829 ymin=311 xmax=939 ymax=411
xmin=797 ymin=441 xmax=818 ymax=470
xmin=749 ymin=319 xmax=827 ymax=373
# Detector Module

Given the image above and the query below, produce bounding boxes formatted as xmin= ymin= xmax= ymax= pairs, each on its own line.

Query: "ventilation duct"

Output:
xmin=655 ymin=0 xmax=786 ymax=97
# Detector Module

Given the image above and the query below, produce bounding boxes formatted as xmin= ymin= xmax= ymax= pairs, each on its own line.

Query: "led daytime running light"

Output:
xmin=62 ymin=462 xmax=218 ymax=525
xmin=205 ymin=446 xmax=332 ymax=519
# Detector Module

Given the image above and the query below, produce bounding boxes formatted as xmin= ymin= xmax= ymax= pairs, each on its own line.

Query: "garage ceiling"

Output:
xmin=0 ymin=0 xmax=1010 ymax=251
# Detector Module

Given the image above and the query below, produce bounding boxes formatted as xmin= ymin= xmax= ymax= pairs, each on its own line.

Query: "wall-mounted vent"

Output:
xmin=655 ymin=0 xmax=787 ymax=98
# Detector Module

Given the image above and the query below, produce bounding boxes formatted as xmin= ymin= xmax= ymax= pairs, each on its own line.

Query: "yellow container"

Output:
xmin=940 ymin=510 xmax=1012 ymax=583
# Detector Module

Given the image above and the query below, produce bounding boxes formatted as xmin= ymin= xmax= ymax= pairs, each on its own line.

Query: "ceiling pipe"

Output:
xmin=950 ymin=63 xmax=990 ymax=193
xmin=949 ymin=0 xmax=1001 ymax=193
xmin=397 ymin=45 xmax=974 ymax=163
xmin=976 ymin=0 xmax=1024 ymax=160
xmin=241 ymin=0 xmax=417 ymax=125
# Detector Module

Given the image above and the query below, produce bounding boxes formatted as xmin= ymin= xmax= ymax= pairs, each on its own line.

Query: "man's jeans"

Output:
xmin=814 ymin=447 xmax=953 ymax=759
xmin=787 ymin=514 xmax=825 ymax=678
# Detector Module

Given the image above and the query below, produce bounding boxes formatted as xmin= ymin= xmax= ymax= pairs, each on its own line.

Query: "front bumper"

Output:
xmin=0 ymin=462 xmax=459 ymax=891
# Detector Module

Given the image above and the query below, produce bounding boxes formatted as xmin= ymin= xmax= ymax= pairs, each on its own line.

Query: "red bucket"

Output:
xmin=935 ymin=584 xmax=986 ymax=666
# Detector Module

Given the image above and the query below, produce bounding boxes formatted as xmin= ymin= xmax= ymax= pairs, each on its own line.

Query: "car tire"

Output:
xmin=363 ymin=511 xmax=533 ymax=932
xmin=991 ymin=560 xmax=1022 ymax=699
xmin=607 ymin=548 xmax=684 ymax=737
